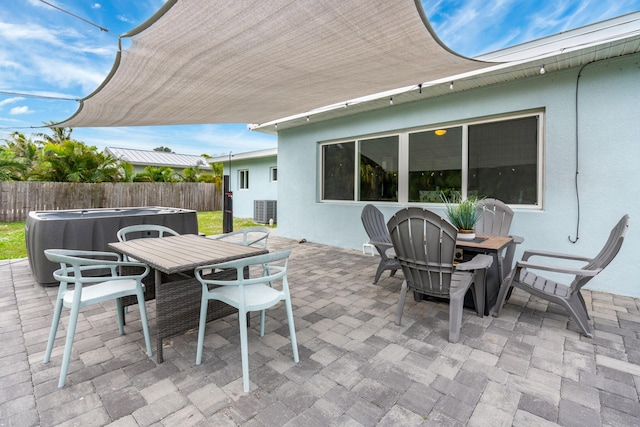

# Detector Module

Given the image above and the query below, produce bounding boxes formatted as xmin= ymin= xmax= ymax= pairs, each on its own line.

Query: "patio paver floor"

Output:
xmin=1 ymin=236 xmax=639 ymax=426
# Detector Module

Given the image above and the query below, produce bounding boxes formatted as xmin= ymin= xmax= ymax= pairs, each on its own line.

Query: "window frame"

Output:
xmin=270 ymin=166 xmax=278 ymax=182
xmin=238 ymin=169 xmax=249 ymax=190
xmin=319 ymin=110 xmax=544 ymax=208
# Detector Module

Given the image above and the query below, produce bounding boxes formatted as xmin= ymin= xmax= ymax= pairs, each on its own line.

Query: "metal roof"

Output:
xmin=209 ymin=148 xmax=277 ymax=164
xmin=105 ymin=147 xmax=212 ymax=169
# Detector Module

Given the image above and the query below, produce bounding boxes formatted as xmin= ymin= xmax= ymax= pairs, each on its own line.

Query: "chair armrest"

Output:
xmin=516 ymin=260 xmax=600 ymax=276
xmin=522 ymin=249 xmax=591 ymax=263
xmin=46 ymin=249 xmax=122 ymax=262
xmin=54 ymin=261 xmax=150 ymax=283
xmin=368 ymin=239 xmax=392 ymax=248
xmin=510 ymin=235 xmax=524 ymax=244
xmin=456 ymin=254 xmax=493 ymax=271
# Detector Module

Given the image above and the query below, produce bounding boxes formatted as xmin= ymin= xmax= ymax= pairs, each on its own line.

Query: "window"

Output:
xmin=359 ymin=136 xmax=399 ymax=202
xmin=409 ymin=127 xmax=462 ymax=202
xmin=320 ymin=112 xmax=541 ymax=206
xmin=322 ymin=142 xmax=355 ymax=200
xmin=270 ymin=167 xmax=278 ymax=182
xmin=322 ymin=136 xmax=399 ymax=202
xmin=239 ymin=169 xmax=249 ymax=189
xmin=468 ymin=116 xmax=538 ymax=204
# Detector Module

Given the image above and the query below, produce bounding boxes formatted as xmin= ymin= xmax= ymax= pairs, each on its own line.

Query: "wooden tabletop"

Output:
xmin=108 ymin=234 xmax=268 ymax=274
xmin=456 ymin=234 xmax=512 ymax=251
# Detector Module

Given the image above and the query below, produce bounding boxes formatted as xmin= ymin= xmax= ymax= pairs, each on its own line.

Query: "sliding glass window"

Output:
xmin=320 ymin=112 xmax=541 ymax=206
xmin=322 ymin=142 xmax=355 ymax=200
xmin=408 ymin=127 xmax=462 ymax=202
xmin=468 ymin=116 xmax=538 ymax=204
xmin=359 ymin=135 xmax=399 ymax=202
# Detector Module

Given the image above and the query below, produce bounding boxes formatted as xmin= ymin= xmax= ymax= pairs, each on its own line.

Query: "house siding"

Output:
xmin=224 ymin=155 xmax=278 ymax=219
xmin=276 ymin=53 xmax=640 ymax=297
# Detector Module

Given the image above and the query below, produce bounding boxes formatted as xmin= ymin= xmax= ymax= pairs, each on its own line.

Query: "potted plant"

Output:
xmin=441 ymin=191 xmax=483 ymax=240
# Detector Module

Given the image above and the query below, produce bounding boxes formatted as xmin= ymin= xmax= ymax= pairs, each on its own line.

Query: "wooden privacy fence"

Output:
xmin=0 ymin=182 xmax=222 ymax=222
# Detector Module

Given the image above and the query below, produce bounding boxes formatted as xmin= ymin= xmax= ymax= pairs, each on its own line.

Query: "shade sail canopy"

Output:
xmin=58 ymin=0 xmax=496 ymax=128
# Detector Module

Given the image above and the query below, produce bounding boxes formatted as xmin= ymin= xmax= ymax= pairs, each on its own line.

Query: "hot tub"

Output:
xmin=26 ymin=207 xmax=198 ymax=285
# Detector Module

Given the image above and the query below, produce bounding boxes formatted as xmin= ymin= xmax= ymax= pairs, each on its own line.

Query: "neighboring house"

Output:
xmin=252 ymin=14 xmax=640 ymax=297
xmin=209 ymin=148 xmax=278 ymax=221
xmin=105 ymin=147 xmax=212 ymax=175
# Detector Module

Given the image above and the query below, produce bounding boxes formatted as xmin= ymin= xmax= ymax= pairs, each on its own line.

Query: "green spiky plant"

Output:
xmin=441 ymin=191 xmax=483 ymax=231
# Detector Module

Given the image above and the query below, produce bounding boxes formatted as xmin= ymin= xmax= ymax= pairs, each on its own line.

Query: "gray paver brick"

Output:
xmin=518 ymin=393 xmax=558 ymax=422
xmin=561 ymin=378 xmax=600 ymax=411
xmin=432 ymin=395 xmax=474 ymax=423
xmin=377 ymin=405 xmax=425 ymax=426
xmin=3 ymin=238 xmax=640 ymax=426
xmin=469 ymin=402 xmax=513 ymax=427
xmin=557 ymin=398 xmax=602 ymax=427
xmin=101 ymin=386 xmax=147 ymax=420
xmin=599 ymin=390 xmax=640 ymax=417
xmin=131 ymin=391 xmax=188 ymax=425
xmin=253 ymin=401 xmax=297 ymax=426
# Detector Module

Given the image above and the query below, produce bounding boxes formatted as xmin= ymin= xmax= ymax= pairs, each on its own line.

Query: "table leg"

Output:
xmin=154 ymin=269 xmax=163 ymax=363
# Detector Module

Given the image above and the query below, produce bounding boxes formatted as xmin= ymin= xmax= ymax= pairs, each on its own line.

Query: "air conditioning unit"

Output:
xmin=253 ymin=200 xmax=277 ymax=224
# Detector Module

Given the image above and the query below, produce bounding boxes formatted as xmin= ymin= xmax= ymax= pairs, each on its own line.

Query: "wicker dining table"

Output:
xmin=109 ymin=234 xmax=268 ymax=362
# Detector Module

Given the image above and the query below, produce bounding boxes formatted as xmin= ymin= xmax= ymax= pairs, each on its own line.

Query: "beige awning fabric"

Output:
xmin=58 ymin=0 xmax=497 ymax=128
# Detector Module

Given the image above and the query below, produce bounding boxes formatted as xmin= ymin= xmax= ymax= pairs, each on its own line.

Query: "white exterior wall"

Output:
xmin=276 ymin=53 xmax=640 ymax=297
xmin=225 ymin=155 xmax=278 ymax=220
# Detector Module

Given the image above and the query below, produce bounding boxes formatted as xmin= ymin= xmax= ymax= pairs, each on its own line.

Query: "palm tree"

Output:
xmin=133 ymin=166 xmax=178 ymax=182
xmin=0 ymin=150 xmax=27 ymax=181
xmin=0 ymin=132 xmax=38 ymax=180
xmin=32 ymin=140 xmax=127 ymax=182
xmin=34 ymin=123 xmax=73 ymax=145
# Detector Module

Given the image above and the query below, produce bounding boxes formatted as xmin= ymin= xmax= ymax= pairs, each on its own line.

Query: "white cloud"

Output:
xmin=10 ymin=106 xmax=34 ymax=115
xmin=92 ymin=3 xmax=102 ymax=9
xmin=0 ymin=97 xmax=24 ymax=108
xmin=116 ymin=15 xmax=135 ymax=24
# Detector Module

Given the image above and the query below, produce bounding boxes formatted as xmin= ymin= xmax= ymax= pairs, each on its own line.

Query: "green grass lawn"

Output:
xmin=0 ymin=221 xmax=27 ymax=260
xmin=0 ymin=212 xmax=271 ymax=260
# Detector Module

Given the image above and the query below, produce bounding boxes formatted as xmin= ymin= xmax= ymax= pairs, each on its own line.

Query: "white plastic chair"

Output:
xmin=193 ymin=250 xmax=298 ymax=392
xmin=211 ymin=226 xmax=270 ymax=249
xmin=43 ymin=249 xmax=153 ymax=387
xmin=116 ymin=224 xmax=180 ymax=261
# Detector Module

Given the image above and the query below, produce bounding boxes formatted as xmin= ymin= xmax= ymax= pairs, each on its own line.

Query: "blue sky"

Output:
xmin=2 ymin=0 xmax=639 ymax=156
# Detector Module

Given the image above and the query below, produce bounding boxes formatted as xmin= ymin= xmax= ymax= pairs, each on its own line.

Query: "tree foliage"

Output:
xmin=133 ymin=166 xmax=179 ymax=182
xmin=0 ymin=126 xmax=219 ymax=184
xmin=31 ymin=140 xmax=127 ymax=183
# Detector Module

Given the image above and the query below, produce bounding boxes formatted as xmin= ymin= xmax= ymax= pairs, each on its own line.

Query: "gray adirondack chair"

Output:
xmin=493 ymin=214 xmax=629 ymax=338
xmin=475 ymin=198 xmax=524 ymax=282
xmin=388 ymin=208 xmax=492 ymax=343
xmin=361 ymin=204 xmax=400 ymax=283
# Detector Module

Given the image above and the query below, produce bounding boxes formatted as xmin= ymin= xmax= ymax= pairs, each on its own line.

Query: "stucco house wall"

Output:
xmin=220 ymin=152 xmax=278 ymax=220
xmin=275 ymin=53 xmax=640 ymax=297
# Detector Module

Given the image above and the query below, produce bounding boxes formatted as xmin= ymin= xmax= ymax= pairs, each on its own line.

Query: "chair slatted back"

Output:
xmin=117 ymin=224 xmax=180 ymax=242
xmin=476 ymin=198 xmax=513 ymax=237
xmin=387 ymin=208 xmax=457 ymax=298
xmin=361 ymin=204 xmax=392 ymax=245
xmin=571 ymin=215 xmax=630 ymax=292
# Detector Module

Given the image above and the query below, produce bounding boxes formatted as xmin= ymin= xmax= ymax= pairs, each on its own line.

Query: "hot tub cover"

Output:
xmin=57 ymin=0 xmax=496 ymax=129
